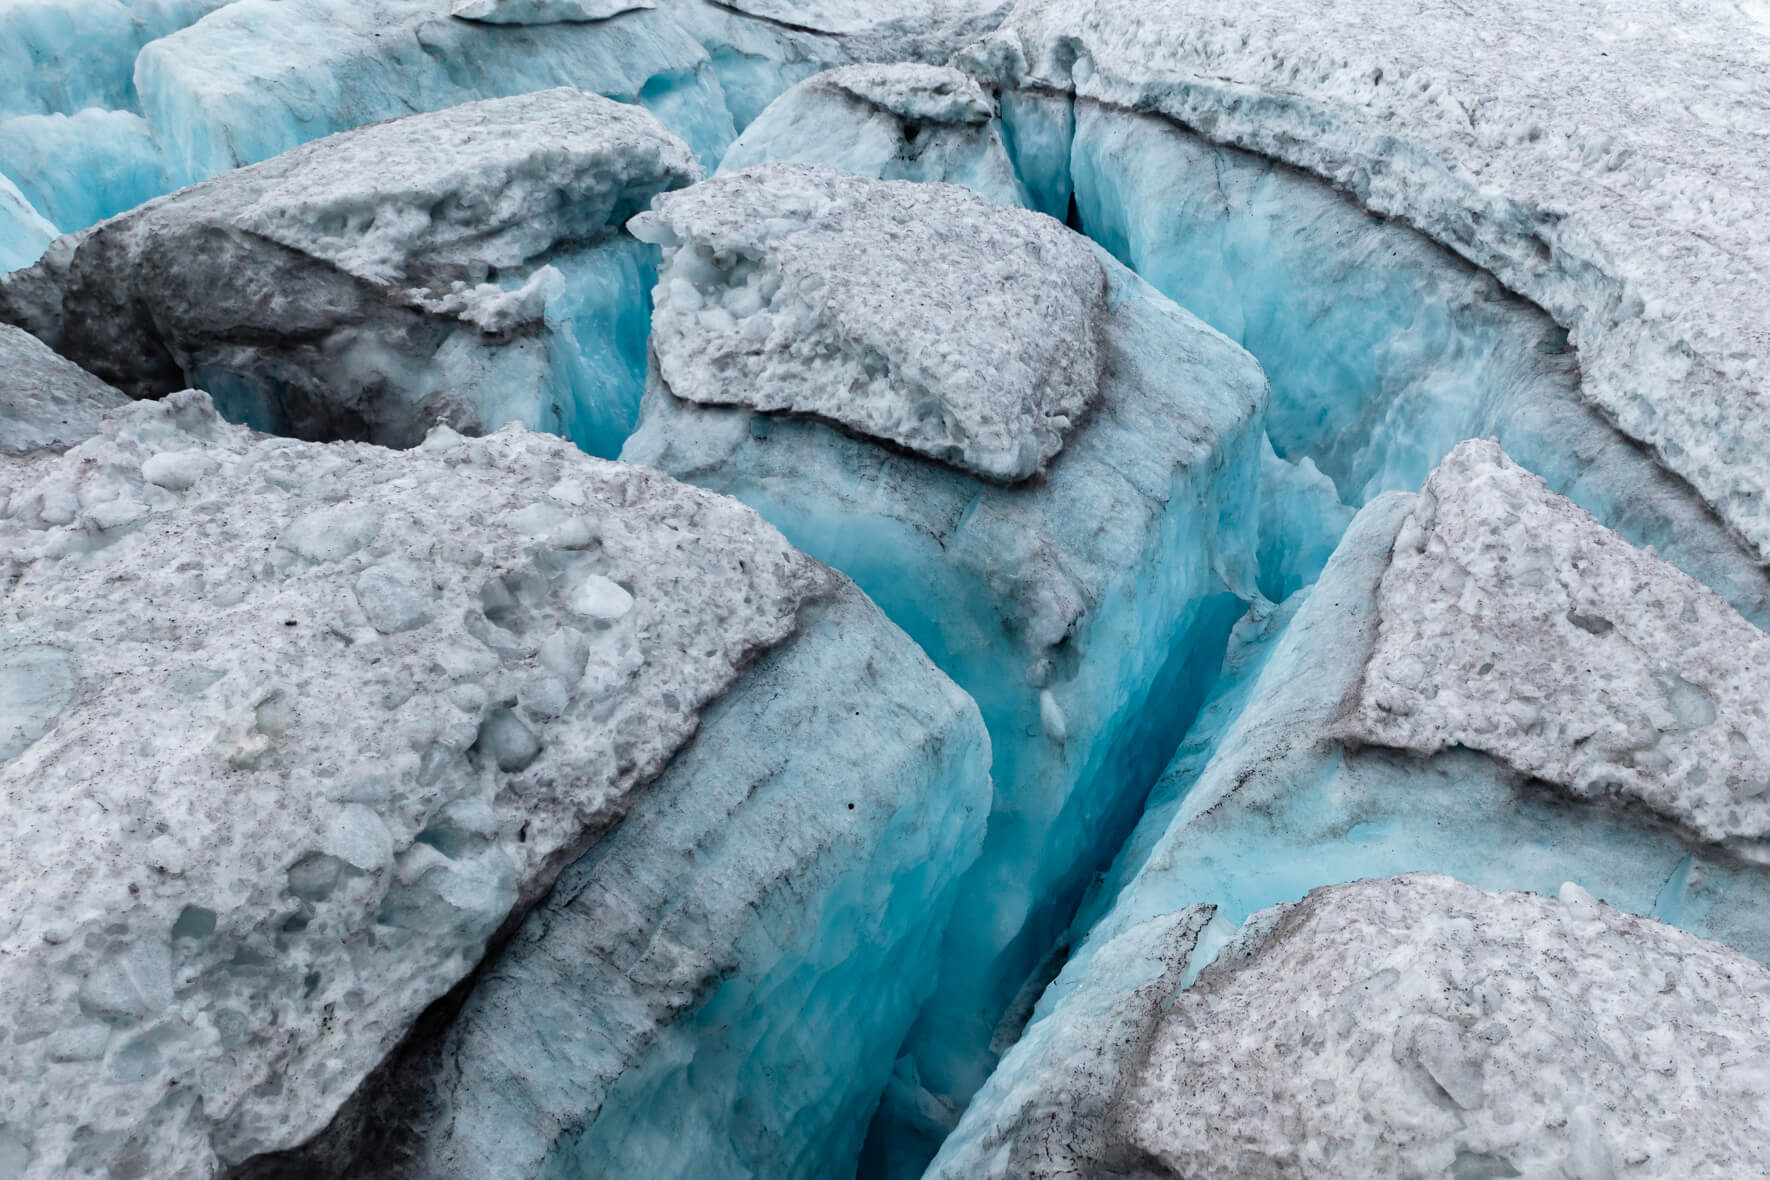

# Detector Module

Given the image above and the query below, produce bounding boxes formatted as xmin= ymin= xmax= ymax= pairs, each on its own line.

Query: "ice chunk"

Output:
xmin=0 ymin=173 xmax=56 ymax=274
xmin=719 ymin=65 xmax=1028 ymax=205
xmin=1351 ymin=440 xmax=1770 ymax=851
xmin=0 ymin=90 xmax=698 ymax=451
xmin=450 ymin=0 xmax=653 ymax=23
xmin=1065 ymin=445 xmax=1770 ymax=1017
xmin=0 ymin=323 xmax=129 ymax=455
xmin=289 ymin=586 xmax=991 ymax=1180
xmin=965 ymin=0 xmax=1770 ymax=568
xmin=623 ymin=164 xmax=1266 ymax=1167
xmin=631 ymin=165 xmax=1105 ymax=481
xmin=0 ymin=392 xmax=984 ymax=1174
xmin=0 ymin=0 xmax=234 ymax=118
xmin=935 ymin=874 xmax=1770 ymax=1179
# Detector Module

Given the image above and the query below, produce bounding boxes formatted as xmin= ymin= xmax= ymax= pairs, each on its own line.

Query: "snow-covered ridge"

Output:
xmin=963 ymin=0 xmax=1770 ymax=562
xmin=1350 ymin=440 xmax=1770 ymax=854
xmin=0 ymin=392 xmax=836 ymax=1177
xmin=632 ymin=164 xmax=1106 ymax=480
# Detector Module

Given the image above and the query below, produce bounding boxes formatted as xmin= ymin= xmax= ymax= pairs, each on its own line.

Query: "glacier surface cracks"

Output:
xmin=3 ymin=2 xmax=1770 ymax=1179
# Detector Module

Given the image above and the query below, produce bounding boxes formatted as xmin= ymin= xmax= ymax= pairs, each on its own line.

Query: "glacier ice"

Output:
xmin=0 ymin=172 xmax=56 ymax=273
xmin=0 ymin=0 xmax=233 ymax=119
xmin=0 ymin=110 xmax=172 ymax=235
xmin=0 ymin=389 xmax=985 ymax=1178
xmin=0 ymin=322 xmax=128 ymax=455
xmin=449 ymin=0 xmax=655 ymax=23
xmin=933 ymin=874 xmax=1770 ymax=1179
xmin=718 ymin=65 xmax=1027 ymax=205
xmin=0 ymin=90 xmax=696 ymax=452
xmin=622 ymin=162 xmax=1266 ymax=1171
xmin=966 ymin=0 xmax=1770 ymax=567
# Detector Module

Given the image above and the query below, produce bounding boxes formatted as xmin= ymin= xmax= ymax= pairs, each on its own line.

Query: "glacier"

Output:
xmin=622 ymin=162 xmax=1265 ymax=1174
xmin=0 ymin=390 xmax=987 ymax=1178
xmin=3 ymin=0 xmax=1770 ymax=1176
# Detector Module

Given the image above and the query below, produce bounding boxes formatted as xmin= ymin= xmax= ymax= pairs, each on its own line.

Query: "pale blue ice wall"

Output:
xmin=998 ymin=95 xmax=1770 ymax=623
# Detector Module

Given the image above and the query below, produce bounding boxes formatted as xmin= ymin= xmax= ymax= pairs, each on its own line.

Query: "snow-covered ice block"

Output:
xmin=0 ymin=388 xmax=986 ymax=1178
xmin=450 ymin=0 xmax=653 ymax=23
xmin=932 ymin=874 xmax=1770 ymax=1179
xmin=718 ymin=64 xmax=1027 ymax=205
xmin=0 ymin=322 xmax=129 ymax=455
xmin=0 ymin=109 xmax=173 ymax=235
xmin=964 ymin=0 xmax=1770 ymax=570
xmin=0 ymin=172 xmax=56 ymax=274
xmin=0 ymin=90 xmax=697 ymax=453
xmin=1072 ymin=441 xmax=1770 ymax=1002
xmin=623 ymin=164 xmax=1266 ymax=1161
xmin=631 ymin=165 xmax=1103 ymax=481
xmin=0 ymin=0 xmax=235 ymax=118
xmin=283 ymin=580 xmax=991 ymax=1180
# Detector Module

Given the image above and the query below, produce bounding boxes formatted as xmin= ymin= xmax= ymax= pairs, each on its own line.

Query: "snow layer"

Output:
xmin=0 ymin=391 xmax=847 ymax=1177
xmin=0 ymin=90 xmax=696 ymax=451
xmin=631 ymin=165 xmax=1104 ymax=480
xmin=293 ymin=589 xmax=991 ymax=1179
xmin=1352 ymin=440 xmax=1770 ymax=854
xmin=0 ymin=323 xmax=128 ymax=456
xmin=718 ymin=65 xmax=1027 ymax=205
xmin=964 ymin=0 xmax=1770 ymax=563
xmin=939 ymin=874 xmax=1770 ymax=1179
xmin=450 ymin=0 xmax=653 ymax=23
xmin=624 ymin=174 xmax=1265 ymax=1164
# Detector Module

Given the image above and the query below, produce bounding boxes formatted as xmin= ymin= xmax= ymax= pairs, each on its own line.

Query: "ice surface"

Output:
xmin=0 ymin=0 xmax=234 ymax=118
xmin=0 ymin=172 xmax=56 ymax=273
xmin=0 ymin=388 xmax=986 ymax=1178
xmin=286 ymin=588 xmax=991 ymax=1179
xmin=966 ymin=0 xmax=1770 ymax=565
xmin=632 ymin=166 xmax=1105 ymax=480
xmin=936 ymin=874 xmax=1770 ymax=1179
xmin=0 ymin=323 xmax=128 ymax=455
xmin=0 ymin=110 xmax=172 ymax=236
xmin=718 ymin=65 xmax=1027 ymax=205
xmin=982 ymin=96 xmax=1770 ymax=622
xmin=1353 ymin=441 xmax=1770 ymax=852
xmin=624 ymin=164 xmax=1267 ymax=1168
xmin=450 ymin=0 xmax=654 ymax=23
xmin=0 ymin=90 xmax=697 ymax=451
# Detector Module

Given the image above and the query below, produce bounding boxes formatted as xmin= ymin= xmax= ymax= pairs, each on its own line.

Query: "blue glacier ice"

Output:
xmin=0 ymin=110 xmax=172 ymax=233
xmin=621 ymin=163 xmax=1266 ymax=1176
xmin=0 ymin=172 xmax=56 ymax=273
xmin=0 ymin=0 xmax=232 ymax=118
xmin=984 ymin=97 xmax=1770 ymax=622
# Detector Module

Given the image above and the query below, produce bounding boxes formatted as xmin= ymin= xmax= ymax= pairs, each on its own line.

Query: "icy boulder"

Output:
xmin=965 ymin=0 xmax=1770 ymax=574
xmin=718 ymin=64 xmax=1027 ymax=205
xmin=449 ymin=0 xmax=653 ymax=23
xmin=0 ymin=90 xmax=698 ymax=453
xmin=632 ymin=165 xmax=1104 ymax=480
xmin=932 ymin=874 xmax=1770 ymax=1179
xmin=623 ymin=163 xmax=1266 ymax=1164
xmin=1068 ymin=441 xmax=1770 ymax=1008
xmin=0 ymin=323 xmax=128 ymax=455
xmin=0 ymin=389 xmax=988 ymax=1178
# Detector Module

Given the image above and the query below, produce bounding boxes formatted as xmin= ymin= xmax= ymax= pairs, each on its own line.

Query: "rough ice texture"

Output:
xmin=936 ymin=875 xmax=1770 ymax=1179
xmin=0 ymin=172 xmax=56 ymax=273
xmin=0 ymin=0 xmax=235 ymax=118
xmin=0 ymin=109 xmax=173 ymax=237
xmin=718 ymin=65 xmax=1026 ymax=206
xmin=450 ymin=0 xmax=652 ymax=23
xmin=963 ymin=0 xmax=1770 ymax=561
xmin=0 ymin=323 xmax=128 ymax=456
xmin=288 ymin=589 xmax=991 ymax=1180
xmin=0 ymin=391 xmax=837 ymax=1178
xmin=631 ymin=165 xmax=1105 ymax=480
xmin=0 ymin=89 xmax=697 ymax=447
xmin=1351 ymin=440 xmax=1770 ymax=855
xmin=1138 ymin=875 xmax=1770 ymax=1179
xmin=711 ymin=0 xmax=1003 ymax=38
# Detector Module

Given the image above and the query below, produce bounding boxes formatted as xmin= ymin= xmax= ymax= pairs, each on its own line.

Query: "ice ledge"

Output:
xmin=963 ymin=0 xmax=1770 ymax=560
xmin=631 ymin=164 xmax=1107 ymax=482
xmin=1349 ymin=439 xmax=1770 ymax=853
